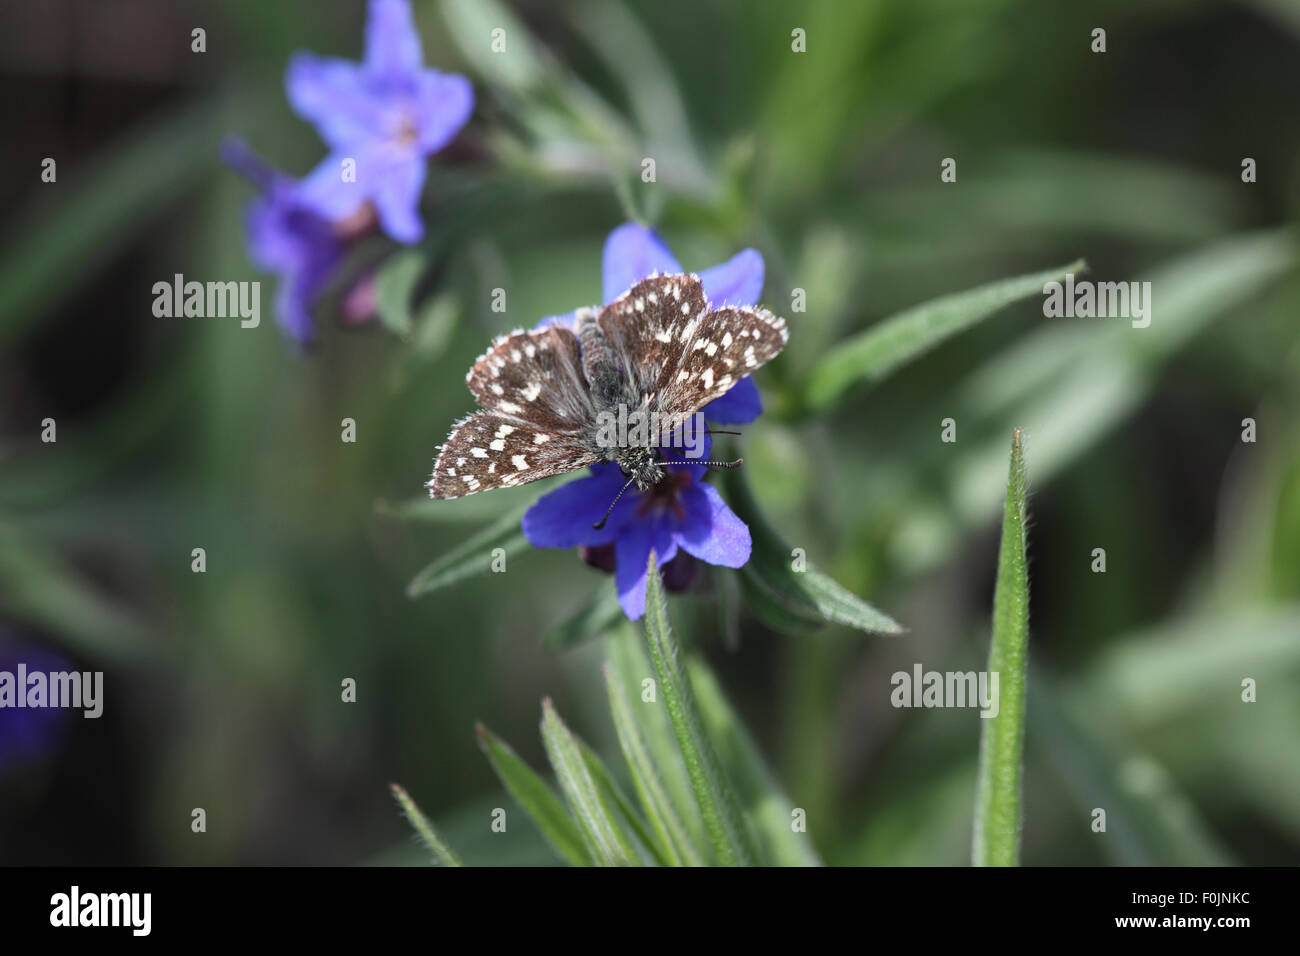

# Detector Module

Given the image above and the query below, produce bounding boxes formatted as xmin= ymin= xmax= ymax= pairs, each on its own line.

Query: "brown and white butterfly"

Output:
xmin=427 ymin=272 xmax=787 ymax=501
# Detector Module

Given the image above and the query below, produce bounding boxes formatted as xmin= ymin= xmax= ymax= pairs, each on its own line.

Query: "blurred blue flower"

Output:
xmin=287 ymin=0 xmax=473 ymax=243
xmin=0 ymin=642 xmax=69 ymax=777
xmin=523 ymin=433 xmax=751 ymax=620
xmin=223 ymin=139 xmax=346 ymax=344
xmin=538 ymin=222 xmax=767 ymax=424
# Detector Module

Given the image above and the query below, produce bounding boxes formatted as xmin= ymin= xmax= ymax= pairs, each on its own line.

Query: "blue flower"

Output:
xmin=523 ymin=433 xmax=751 ymax=620
xmin=223 ymin=138 xmax=346 ymax=344
xmin=287 ymin=0 xmax=473 ymax=243
xmin=0 ymin=641 xmax=69 ymax=777
xmin=537 ymin=222 xmax=767 ymax=424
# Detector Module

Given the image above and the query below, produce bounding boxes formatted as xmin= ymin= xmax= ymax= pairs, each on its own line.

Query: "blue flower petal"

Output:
xmin=614 ymin=518 xmax=679 ymax=620
xmin=371 ymin=154 xmax=427 ymax=243
xmin=365 ymin=0 xmax=424 ymax=81
xmin=602 ymin=222 xmax=683 ymax=303
xmin=522 ymin=465 xmax=634 ymax=549
xmin=675 ymin=483 xmax=751 ymax=568
xmin=698 ymin=248 xmax=764 ymax=307
xmin=701 ymin=375 xmax=763 ymax=424
xmin=297 ymin=152 xmax=368 ymax=221
xmin=231 ymin=148 xmax=344 ymax=344
xmin=275 ymin=274 xmax=316 ymax=345
xmin=415 ymin=72 xmax=475 ymax=153
xmin=285 ymin=53 xmax=385 ymax=151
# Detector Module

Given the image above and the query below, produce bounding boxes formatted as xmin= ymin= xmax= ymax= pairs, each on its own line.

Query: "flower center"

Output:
xmin=392 ymin=113 xmax=420 ymax=149
xmin=636 ymin=468 xmax=692 ymax=521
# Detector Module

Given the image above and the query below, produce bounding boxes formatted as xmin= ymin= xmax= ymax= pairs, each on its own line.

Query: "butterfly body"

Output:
xmin=427 ymin=272 xmax=788 ymax=500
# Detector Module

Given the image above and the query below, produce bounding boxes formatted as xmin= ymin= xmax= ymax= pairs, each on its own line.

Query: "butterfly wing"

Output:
xmin=596 ymin=274 xmax=709 ymax=400
xmin=465 ymin=324 xmax=594 ymax=432
xmin=652 ymin=303 xmax=787 ymax=418
xmin=429 ymin=324 xmax=599 ymax=499
xmin=597 ymin=273 xmax=787 ymax=425
xmin=428 ymin=413 xmax=598 ymax=498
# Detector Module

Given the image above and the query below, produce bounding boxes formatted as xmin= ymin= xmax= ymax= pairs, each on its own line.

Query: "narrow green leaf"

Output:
xmin=0 ymin=524 xmax=155 ymax=664
xmin=544 ymin=583 xmax=624 ymax=650
xmin=724 ymin=469 xmax=904 ymax=635
xmin=604 ymin=664 xmax=706 ymax=866
xmin=607 ymin=623 xmax=707 ymax=853
xmin=972 ymin=429 xmax=1031 ymax=866
xmin=574 ymin=737 xmax=667 ymax=866
xmin=440 ymin=0 xmax=548 ymax=95
xmin=686 ymin=659 xmax=823 ymax=866
xmin=1028 ymin=678 xmax=1233 ymax=866
xmin=644 ymin=551 xmax=758 ymax=866
xmin=378 ymin=476 xmax=567 ymax=525
xmin=475 ymin=722 xmax=591 ymax=866
xmin=539 ymin=698 xmax=641 ymax=866
xmin=805 ymin=259 xmax=1085 ymax=410
xmin=389 ymin=783 xmax=463 ymax=866
xmin=406 ymin=500 xmax=532 ymax=597
xmin=375 ymin=250 xmax=426 ymax=337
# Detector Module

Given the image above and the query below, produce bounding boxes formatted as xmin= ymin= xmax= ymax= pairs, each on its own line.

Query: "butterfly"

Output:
xmin=426 ymin=272 xmax=788 ymax=519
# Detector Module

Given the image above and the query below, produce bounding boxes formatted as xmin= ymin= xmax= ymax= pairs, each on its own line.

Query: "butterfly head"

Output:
xmin=615 ymin=445 xmax=666 ymax=493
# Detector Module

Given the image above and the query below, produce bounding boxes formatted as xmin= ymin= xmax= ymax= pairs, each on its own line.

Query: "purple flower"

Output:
xmin=537 ymin=222 xmax=767 ymax=424
xmin=0 ymin=642 xmax=69 ymax=777
xmin=287 ymin=0 xmax=473 ymax=244
xmin=523 ymin=433 xmax=751 ymax=620
xmin=223 ymin=139 xmax=347 ymax=344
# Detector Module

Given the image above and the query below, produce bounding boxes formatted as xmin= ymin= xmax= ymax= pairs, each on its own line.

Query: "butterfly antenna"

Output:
xmin=593 ymin=475 xmax=637 ymax=530
xmin=659 ymin=458 xmax=744 ymax=470
xmin=704 ymin=429 xmax=742 ymax=437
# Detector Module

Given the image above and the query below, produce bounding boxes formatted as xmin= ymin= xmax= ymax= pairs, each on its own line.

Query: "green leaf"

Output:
xmin=406 ymin=499 xmax=532 ymax=597
xmin=972 ymin=429 xmax=1031 ymax=867
xmin=607 ymin=623 xmax=706 ymax=853
xmin=804 ymin=259 xmax=1085 ymax=410
xmin=643 ymin=551 xmax=758 ymax=866
xmin=378 ymin=477 xmax=563 ymax=526
xmin=544 ymin=583 xmax=624 ymax=650
xmin=884 ymin=229 xmax=1298 ymax=583
xmin=724 ymin=468 xmax=904 ymax=635
xmin=440 ymin=0 xmax=548 ymax=95
xmin=603 ymin=664 xmax=706 ymax=866
xmin=539 ymin=698 xmax=641 ymax=866
xmin=686 ymin=659 xmax=823 ymax=866
xmin=574 ymin=736 xmax=667 ymax=866
xmin=389 ymin=783 xmax=463 ymax=866
xmin=475 ymin=722 xmax=591 ymax=866
xmin=375 ymin=250 xmax=426 ymax=337
xmin=0 ymin=524 xmax=156 ymax=664
xmin=1028 ymin=679 xmax=1233 ymax=866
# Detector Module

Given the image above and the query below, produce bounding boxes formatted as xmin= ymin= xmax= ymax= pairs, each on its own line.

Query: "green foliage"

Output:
xmin=401 ymin=555 xmax=808 ymax=865
xmin=804 ymin=260 xmax=1085 ymax=411
xmin=3 ymin=0 xmax=1298 ymax=870
xmin=389 ymin=784 xmax=463 ymax=866
xmin=972 ymin=430 xmax=1031 ymax=866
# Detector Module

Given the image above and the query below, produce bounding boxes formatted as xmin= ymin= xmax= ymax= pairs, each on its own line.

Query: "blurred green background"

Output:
xmin=1 ymin=0 xmax=1298 ymax=865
